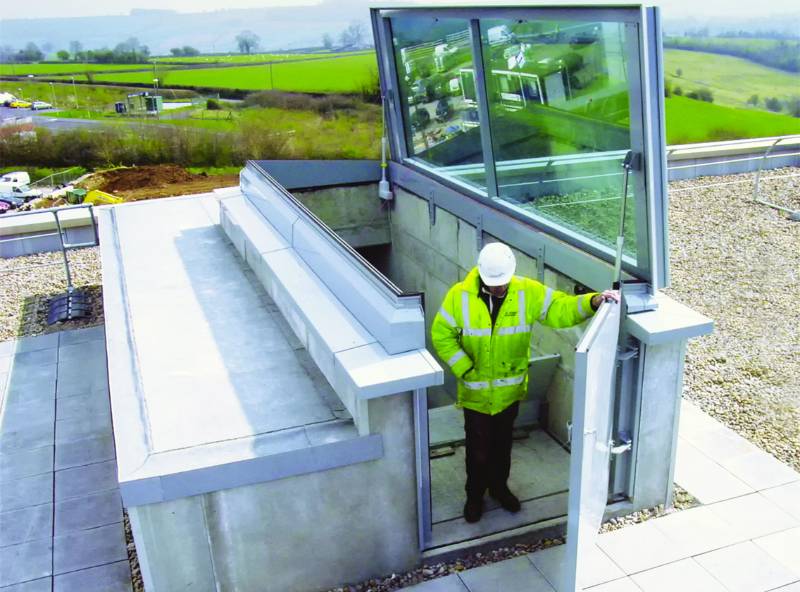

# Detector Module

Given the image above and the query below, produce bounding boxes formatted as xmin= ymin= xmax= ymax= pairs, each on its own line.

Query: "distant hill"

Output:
xmin=0 ymin=0 xmax=373 ymax=55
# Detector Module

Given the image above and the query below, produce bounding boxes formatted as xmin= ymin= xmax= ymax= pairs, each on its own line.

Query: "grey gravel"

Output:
xmin=665 ymin=167 xmax=800 ymax=473
xmin=0 ymin=247 xmax=104 ymax=341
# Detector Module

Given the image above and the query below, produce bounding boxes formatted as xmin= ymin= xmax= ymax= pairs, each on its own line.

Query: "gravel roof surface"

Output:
xmin=665 ymin=167 xmax=799 ymax=472
xmin=0 ymin=246 xmax=103 ymax=341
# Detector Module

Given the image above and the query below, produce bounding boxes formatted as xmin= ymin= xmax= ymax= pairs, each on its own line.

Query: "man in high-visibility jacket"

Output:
xmin=431 ymin=242 xmax=619 ymax=523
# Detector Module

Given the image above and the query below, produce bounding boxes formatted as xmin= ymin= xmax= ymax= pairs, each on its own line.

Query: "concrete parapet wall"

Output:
xmin=129 ymin=392 xmax=420 ymax=592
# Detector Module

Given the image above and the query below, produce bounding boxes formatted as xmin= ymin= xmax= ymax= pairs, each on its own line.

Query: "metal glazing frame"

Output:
xmin=370 ymin=5 xmax=670 ymax=291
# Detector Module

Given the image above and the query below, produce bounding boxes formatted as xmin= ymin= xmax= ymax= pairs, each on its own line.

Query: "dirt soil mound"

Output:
xmin=79 ymin=165 xmax=239 ymax=201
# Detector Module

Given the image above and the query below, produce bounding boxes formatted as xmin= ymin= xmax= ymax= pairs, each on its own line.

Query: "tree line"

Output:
xmin=664 ymin=35 xmax=800 ymax=73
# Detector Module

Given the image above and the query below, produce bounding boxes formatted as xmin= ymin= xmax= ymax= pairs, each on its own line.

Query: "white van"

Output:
xmin=0 ymin=171 xmax=31 ymax=186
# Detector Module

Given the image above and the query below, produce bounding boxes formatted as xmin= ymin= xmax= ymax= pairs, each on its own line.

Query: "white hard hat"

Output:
xmin=477 ymin=242 xmax=516 ymax=286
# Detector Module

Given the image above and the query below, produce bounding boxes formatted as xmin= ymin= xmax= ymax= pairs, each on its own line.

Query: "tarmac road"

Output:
xmin=0 ymin=106 xmax=110 ymax=131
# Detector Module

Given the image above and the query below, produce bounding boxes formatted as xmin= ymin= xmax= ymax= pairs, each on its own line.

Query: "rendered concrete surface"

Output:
xmin=100 ymin=195 xmax=399 ymax=506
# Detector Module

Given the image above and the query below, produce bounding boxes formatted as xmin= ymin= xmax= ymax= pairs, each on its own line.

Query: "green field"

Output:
xmin=664 ymin=49 xmax=800 ymax=111
xmin=665 ymin=36 xmax=800 ymax=72
xmin=0 ymin=63 xmax=162 ymax=76
xmin=150 ymin=51 xmax=371 ymax=64
xmin=53 ymin=53 xmax=378 ymax=94
xmin=665 ymin=95 xmax=800 ymax=144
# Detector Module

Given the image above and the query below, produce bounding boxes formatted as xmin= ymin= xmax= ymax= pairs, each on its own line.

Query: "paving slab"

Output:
xmin=53 ymin=560 xmax=132 ymax=592
xmin=0 ymin=419 xmax=54 ymax=455
xmin=57 ymin=325 xmax=105 ymax=347
xmin=0 ymin=473 xmax=53 ymax=512
xmin=585 ymin=579 xmax=642 ymax=591
xmin=55 ymin=390 xmax=110 ymax=422
xmin=55 ymin=460 xmax=118 ymax=501
xmin=55 ymin=411 xmax=112 ymax=445
xmin=13 ymin=333 xmax=59 ymax=354
xmin=596 ymin=521 xmax=688 ymax=575
xmin=706 ymin=492 xmax=798 ymax=541
xmin=54 ymin=435 xmax=115 ymax=471
xmin=54 ymin=489 xmax=122 ymax=536
xmin=0 ymin=503 xmax=53 ymax=548
xmin=0 ymin=398 xmax=56 ymax=426
xmin=457 ymin=556 xmax=554 ymax=592
xmin=7 ymin=348 xmax=58 ymax=368
xmin=773 ymin=583 xmax=800 ymax=591
xmin=630 ymin=558 xmax=727 ymax=592
xmin=529 ymin=543 xmax=624 ymax=590
xmin=52 ymin=522 xmax=127 ymax=575
xmin=402 ymin=574 xmax=469 ymax=592
xmin=718 ymin=449 xmax=800 ymax=491
xmin=0 ymin=577 xmax=52 ymax=592
xmin=674 ymin=439 xmax=754 ymax=503
xmin=0 ymin=538 xmax=53 ymax=587
xmin=0 ymin=446 xmax=53 ymax=481
xmin=752 ymin=527 xmax=800 ymax=577
xmin=694 ymin=541 xmax=797 ymax=592
xmin=649 ymin=505 xmax=746 ymax=557
xmin=761 ymin=481 xmax=800 ymax=522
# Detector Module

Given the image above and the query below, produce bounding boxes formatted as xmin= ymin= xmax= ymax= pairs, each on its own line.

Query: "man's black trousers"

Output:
xmin=464 ymin=401 xmax=519 ymax=501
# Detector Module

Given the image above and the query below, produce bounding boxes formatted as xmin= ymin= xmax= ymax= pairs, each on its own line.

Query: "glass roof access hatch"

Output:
xmin=372 ymin=5 xmax=669 ymax=290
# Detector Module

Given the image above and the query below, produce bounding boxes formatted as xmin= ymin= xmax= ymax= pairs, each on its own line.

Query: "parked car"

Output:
xmin=9 ymin=100 xmax=32 ymax=109
xmin=0 ymin=184 xmax=43 ymax=203
xmin=31 ymin=101 xmax=52 ymax=110
xmin=0 ymin=171 xmax=31 ymax=186
xmin=0 ymin=195 xmax=25 ymax=210
xmin=0 ymin=200 xmax=12 ymax=214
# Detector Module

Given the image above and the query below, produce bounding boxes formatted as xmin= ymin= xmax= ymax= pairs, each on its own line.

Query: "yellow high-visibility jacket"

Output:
xmin=431 ymin=267 xmax=598 ymax=415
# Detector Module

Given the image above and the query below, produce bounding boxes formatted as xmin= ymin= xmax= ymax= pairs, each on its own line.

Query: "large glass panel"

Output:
xmin=480 ymin=19 xmax=641 ymax=264
xmin=390 ymin=17 xmax=487 ymax=191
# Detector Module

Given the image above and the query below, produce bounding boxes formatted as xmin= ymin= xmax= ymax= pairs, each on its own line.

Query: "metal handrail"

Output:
xmin=2 ymin=203 xmax=99 ymax=292
xmin=752 ymin=135 xmax=800 ymax=221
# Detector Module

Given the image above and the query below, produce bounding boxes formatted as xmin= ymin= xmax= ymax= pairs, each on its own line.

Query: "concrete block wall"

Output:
xmin=129 ymin=392 xmax=419 ymax=592
xmin=293 ymin=184 xmax=391 ymax=248
xmin=389 ymin=188 xmax=592 ymax=437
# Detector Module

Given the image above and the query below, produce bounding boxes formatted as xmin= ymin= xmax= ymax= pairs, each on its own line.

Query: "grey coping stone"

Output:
xmin=404 ymin=574 xmax=469 ymax=591
xmin=0 ymin=473 xmax=53 ymax=513
xmin=53 ymin=560 xmax=132 ymax=592
xmin=55 ymin=390 xmax=110 ymax=422
xmin=457 ymin=556 xmax=555 ymax=592
xmin=0 ymin=419 xmax=55 ymax=455
xmin=54 ymin=435 xmax=115 ymax=471
xmin=0 ymin=446 xmax=53 ymax=481
xmin=57 ymin=326 xmax=105 ymax=347
xmin=55 ymin=489 xmax=122 ymax=536
xmin=14 ymin=333 xmax=59 ymax=354
xmin=55 ymin=460 xmax=118 ymax=501
xmin=0 ymin=503 xmax=53 ymax=548
xmin=52 ymin=522 xmax=127 ymax=575
xmin=0 ymin=577 xmax=52 ymax=592
xmin=55 ymin=412 xmax=112 ymax=446
xmin=0 ymin=538 xmax=53 ymax=587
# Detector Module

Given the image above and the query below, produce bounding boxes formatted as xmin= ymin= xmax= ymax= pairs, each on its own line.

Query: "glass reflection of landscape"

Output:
xmin=480 ymin=18 xmax=639 ymax=259
xmin=390 ymin=17 xmax=487 ymax=191
xmin=389 ymin=15 xmax=643 ymax=262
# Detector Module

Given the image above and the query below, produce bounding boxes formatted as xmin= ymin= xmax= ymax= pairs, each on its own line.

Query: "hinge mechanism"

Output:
xmin=610 ymin=432 xmax=633 ymax=455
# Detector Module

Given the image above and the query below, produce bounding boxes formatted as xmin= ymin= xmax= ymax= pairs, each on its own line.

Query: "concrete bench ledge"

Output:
xmin=99 ymin=194 xmax=393 ymax=509
xmin=122 ymin=420 xmax=383 ymax=506
xmin=625 ymin=294 xmax=713 ymax=346
xmin=220 ymin=193 xmax=442 ymax=434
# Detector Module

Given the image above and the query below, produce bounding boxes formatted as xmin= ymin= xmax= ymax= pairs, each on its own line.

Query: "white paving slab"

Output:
xmin=585 ymin=578 xmax=642 ymax=592
xmin=753 ymin=527 xmax=800 ymax=578
xmin=718 ymin=449 xmax=800 ymax=491
xmin=707 ymin=492 xmax=799 ymax=541
xmin=630 ymin=558 xmax=727 ymax=592
xmin=650 ymin=505 xmax=747 ymax=557
xmin=596 ymin=521 xmax=688 ymax=575
xmin=694 ymin=541 xmax=797 ymax=592
xmin=674 ymin=439 xmax=754 ymax=503
xmin=761 ymin=481 xmax=800 ymax=522
xmin=529 ymin=543 xmax=624 ymax=590
xmin=458 ymin=556 xmax=554 ymax=592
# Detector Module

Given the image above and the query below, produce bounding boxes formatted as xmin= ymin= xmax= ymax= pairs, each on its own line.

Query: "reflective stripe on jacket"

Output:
xmin=431 ymin=267 xmax=598 ymax=416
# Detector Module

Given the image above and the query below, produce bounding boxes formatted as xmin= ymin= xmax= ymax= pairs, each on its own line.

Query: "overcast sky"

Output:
xmin=2 ymin=0 xmax=799 ymax=21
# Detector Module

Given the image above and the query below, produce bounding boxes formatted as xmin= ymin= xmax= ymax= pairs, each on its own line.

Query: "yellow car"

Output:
xmin=9 ymin=100 xmax=32 ymax=109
